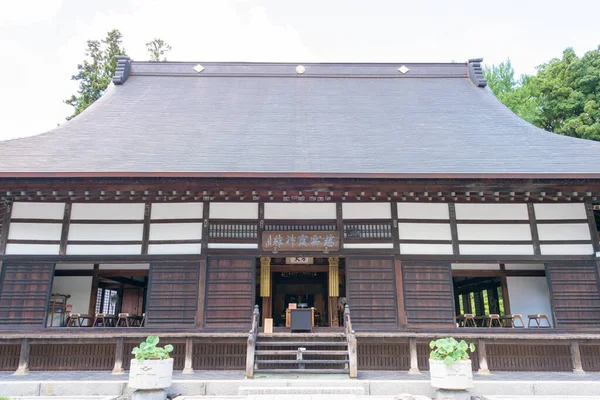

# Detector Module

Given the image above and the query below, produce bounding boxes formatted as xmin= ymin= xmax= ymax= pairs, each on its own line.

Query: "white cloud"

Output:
xmin=0 ymin=0 xmax=64 ymax=27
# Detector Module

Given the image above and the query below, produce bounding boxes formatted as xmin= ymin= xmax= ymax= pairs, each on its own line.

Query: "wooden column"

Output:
xmin=141 ymin=203 xmax=151 ymax=254
xmin=528 ymin=203 xmax=541 ymax=256
xmin=201 ymin=202 xmax=210 ymax=253
xmin=570 ymin=339 xmax=585 ymax=374
xmin=408 ymin=337 xmax=420 ymax=374
xmin=0 ymin=200 xmax=12 ymax=256
xmin=14 ymin=338 xmax=30 ymax=375
xmin=448 ymin=203 xmax=460 ymax=256
xmin=88 ymin=264 xmax=100 ymax=323
xmin=477 ymin=339 xmax=490 ymax=374
xmin=59 ymin=203 xmax=71 ymax=255
xmin=182 ymin=337 xmax=194 ymax=374
xmin=329 ymin=257 xmax=339 ymax=327
xmin=394 ymin=258 xmax=407 ymax=327
xmin=260 ymin=257 xmax=272 ymax=325
xmin=196 ymin=259 xmax=207 ymax=328
xmin=112 ymin=338 xmax=124 ymax=374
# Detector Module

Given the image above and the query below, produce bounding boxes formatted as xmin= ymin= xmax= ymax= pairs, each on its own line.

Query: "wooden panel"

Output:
xmin=403 ymin=263 xmax=455 ymax=327
xmin=358 ymin=341 xmax=409 ymax=370
xmin=123 ymin=341 xmax=185 ymax=370
xmin=546 ymin=262 xmax=600 ymax=328
xmin=581 ymin=344 xmax=600 ymax=371
xmin=204 ymin=258 xmax=254 ymax=328
xmin=30 ymin=343 xmax=114 ymax=371
xmin=146 ymin=262 xmax=200 ymax=328
xmin=487 ymin=343 xmax=571 ymax=372
xmin=192 ymin=341 xmax=246 ymax=370
xmin=0 ymin=344 xmax=20 ymax=371
xmin=346 ymin=257 xmax=398 ymax=329
xmin=121 ymin=288 xmax=144 ymax=315
xmin=0 ymin=263 xmax=54 ymax=327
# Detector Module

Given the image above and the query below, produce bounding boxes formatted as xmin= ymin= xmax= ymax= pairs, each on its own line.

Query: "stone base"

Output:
xmin=435 ymin=388 xmax=471 ymax=400
xmin=131 ymin=389 xmax=167 ymax=400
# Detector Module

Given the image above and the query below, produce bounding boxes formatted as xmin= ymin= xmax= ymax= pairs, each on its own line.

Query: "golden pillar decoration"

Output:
xmin=260 ymin=257 xmax=271 ymax=297
xmin=328 ymin=257 xmax=339 ymax=297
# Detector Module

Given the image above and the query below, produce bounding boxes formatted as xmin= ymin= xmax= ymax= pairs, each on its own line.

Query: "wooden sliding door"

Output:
xmin=0 ymin=263 xmax=55 ymax=328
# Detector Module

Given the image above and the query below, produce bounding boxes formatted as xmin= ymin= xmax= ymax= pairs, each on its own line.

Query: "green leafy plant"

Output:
xmin=132 ymin=336 xmax=174 ymax=361
xmin=429 ymin=337 xmax=475 ymax=366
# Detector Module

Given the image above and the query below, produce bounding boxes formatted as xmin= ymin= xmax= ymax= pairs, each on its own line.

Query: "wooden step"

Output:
xmin=255 ymin=350 xmax=348 ymax=356
xmin=254 ymin=368 xmax=350 ymax=374
xmin=256 ymin=359 xmax=348 ymax=365
xmin=256 ymin=341 xmax=347 ymax=347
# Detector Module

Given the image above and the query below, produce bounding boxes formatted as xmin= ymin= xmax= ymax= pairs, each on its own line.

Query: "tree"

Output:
xmin=146 ymin=38 xmax=172 ymax=62
xmin=484 ymin=46 xmax=600 ymax=141
xmin=64 ymin=29 xmax=126 ymax=120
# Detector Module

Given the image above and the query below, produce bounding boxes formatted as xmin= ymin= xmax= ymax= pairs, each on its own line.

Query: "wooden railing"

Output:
xmin=343 ymin=305 xmax=358 ymax=378
xmin=245 ymin=305 xmax=260 ymax=378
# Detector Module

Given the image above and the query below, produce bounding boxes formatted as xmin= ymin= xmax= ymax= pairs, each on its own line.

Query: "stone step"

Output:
xmin=253 ymin=368 xmax=350 ymax=374
xmin=238 ymin=385 xmax=365 ymax=395
xmin=255 ymin=349 xmax=348 ymax=356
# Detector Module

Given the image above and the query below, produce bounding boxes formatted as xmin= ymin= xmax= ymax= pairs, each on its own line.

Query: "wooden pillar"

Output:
xmin=328 ymin=257 xmax=339 ymax=327
xmin=394 ymin=258 xmax=407 ymax=327
xmin=59 ymin=203 xmax=71 ymax=255
xmin=196 ymin=259 xmax=207 ymax=328
xmin=112 ymin=338 xmax=124 ymax=374
xmin=477 ymin=339 xmax=490 ymax=374
xmin=14 ymin=338 xmax=30 ymax=375
xmin=408 ymin=337 xmax=420 ymax=374
xmin=570 ymin=339 xmax=585 ymax=374
xmin=182 ymin=337 xmax=194 ymax=374
xmin=88 ymin=264 xmax=100 ymax=324
xmin=260 ymin=257 xmax=271 ymax=325
xmin=141 ymin=203 xmax=151 ymax=254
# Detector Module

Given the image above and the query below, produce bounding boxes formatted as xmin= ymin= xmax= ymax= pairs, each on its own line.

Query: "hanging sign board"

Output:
xmin=286 ymin=257 xmax=314 ymax=264
xmin=262 ymin=231 xmax=340 ymax=252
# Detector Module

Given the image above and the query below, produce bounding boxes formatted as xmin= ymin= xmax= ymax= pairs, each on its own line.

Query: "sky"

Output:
xmin=0 ymin=0 xmax=599 ymax=140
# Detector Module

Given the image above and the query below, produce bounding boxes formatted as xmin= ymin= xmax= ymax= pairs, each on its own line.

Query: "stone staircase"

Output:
xmin=253 ymin=334 xmax=350 ymax=374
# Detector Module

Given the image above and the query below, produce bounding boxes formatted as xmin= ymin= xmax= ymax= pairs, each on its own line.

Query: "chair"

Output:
xmin=66 ymin=313 xmax=81 ymax=327
xmin=116 ymin=313 xmax=130 ymax=327
xmin=483 ymin=314 xmax=502 ymax=327
xmin=92 ymin=313 xmax=114 ymax=327
xmin=501 ymin=314 xmax=525 ymax=328
xmin=457 ymin=314 xmax=476 ymax=327
xmin=528 ymin=314 xmax=551 ymax=328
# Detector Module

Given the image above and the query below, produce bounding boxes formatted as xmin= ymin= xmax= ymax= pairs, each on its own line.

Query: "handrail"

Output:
xmin=245 ymin=305 xmax=260 ymax=378
xmin=344 ymin=305 xmax=358 ymax=378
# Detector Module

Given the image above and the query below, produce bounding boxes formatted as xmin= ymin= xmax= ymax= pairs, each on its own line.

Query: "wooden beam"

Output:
xmin=585 ymin=201 xmax=600 ymax=253
xmin=448 ymin=203 xmax=460 ymax=256
xmin=0 ymin=201 xmax=12 ymax=255
xmin=88 ymin=264 xmax=100 ymax=320
xmin=394 ymin=258 xmax=407 ymax=327
xmin=195 ymin=259 xmax=207 ymax=328
xmin=202 ymin=202 xmax=210 ymax=253
xmin=59 ymin=203 xmax=71 ymax=255
xmin=528 ymin=203 xmax=542 ymax=256
xmin=141 ymin=203 xmax=151 ymax=254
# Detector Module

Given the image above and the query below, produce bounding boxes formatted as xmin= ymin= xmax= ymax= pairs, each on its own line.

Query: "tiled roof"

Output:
xmin=1 ymin=58 xmax=599 ymax=177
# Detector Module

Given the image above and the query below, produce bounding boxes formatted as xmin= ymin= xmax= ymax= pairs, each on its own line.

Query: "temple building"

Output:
xmin=0 ymin=57 xmax=598 ymax=375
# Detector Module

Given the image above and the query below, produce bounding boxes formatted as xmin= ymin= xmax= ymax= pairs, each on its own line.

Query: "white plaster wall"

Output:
xmin=451 ymin=263 xmax=500 ymax=270
xmin=151 ymin=203 xmax=203 ymax=219
xmin=400 ymin=243 xmax=453 ymax=254
xmin=70 ymin=204 xmax=144 ymax=220
xmin=455 ymin=204 xmax=528 ymax=220
xmin=457 ymin=224 xmax=531 ymax=241
xmin=264 ymin=203 xmax=336 ymax=219
xmin=398 ymin=223 xmax=451 ymax=240
xmin=8 ymin=223 xmax=62 ymax=240
xmin=537 ymin=224 xmax=591 ymax=241
xmin=504 ymin=263 xmax=546 ymax=271
xmin=11 ymin=202 xmax=65 ymax=219
xmin=99 ymin=263 xmax=149 ymax=270
xmin=51 ymin=276 xmax=92 ymax=314
xmin=459 ymin=244 xmax=534 ymax=255
xmin=148 ymin=243 xmax=202 ymax=254
xmin=207 ymin=243 xmax=259 ymax=249
xmin=342 ymin=203 xmax=391 ymax=219
xmin=149 ymin=223 xmax=202 ymax=240
xmin=540 ymin=244 xmax=593 ymax=255
xmin=506 ymin=276 xmax=553 ymax=327
xmin=209 ymin=203 xmax=258 ymax=219
xmin=68 ymin=224 xmax=143 ymax=241
xmin=396 ymin=203 xmax=449 ymax=219
xmin=66 ymin=244 xmax=141 ymax=255
xmin=343 ymin=243 xmax=394 ymax=249
xmin=534 ymin=203 xmax=586 ymax=220
xmin=5 ymin=244 xmax=60 ymax=255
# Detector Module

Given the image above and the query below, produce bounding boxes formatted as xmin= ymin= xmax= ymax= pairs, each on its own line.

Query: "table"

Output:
xmin=66 ymin=313 xmax=92 ymax=327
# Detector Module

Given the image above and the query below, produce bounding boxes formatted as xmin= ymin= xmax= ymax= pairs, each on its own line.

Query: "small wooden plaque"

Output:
xmin=264 ymin=318 xmax=273 ymax=334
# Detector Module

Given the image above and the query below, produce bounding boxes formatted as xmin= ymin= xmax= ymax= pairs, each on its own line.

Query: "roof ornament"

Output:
xmin=112 ymin=56 xmax=131 ymax=85
xmin=194 ymin=64 xmax=205 ymax=73
xmin=468 ymin=58 xmax=487 ymax=88
xmin=296 ymin=65 xmax=306 ymax=74
xmin=397 ymin=65 xmax=409 ymax=74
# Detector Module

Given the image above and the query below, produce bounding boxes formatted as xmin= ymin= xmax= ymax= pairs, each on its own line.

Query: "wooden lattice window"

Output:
xmin=265 ymin=223 xmax=336 ymax=231
xmin=209 ymin=223 xmax=257 ymax=239
xmin=343 ymin=223 xmax=392 ymax=239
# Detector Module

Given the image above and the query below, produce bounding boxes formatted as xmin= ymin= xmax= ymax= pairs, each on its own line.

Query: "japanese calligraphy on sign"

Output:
xmin=262 ymin=231 xmax=340 ymax=252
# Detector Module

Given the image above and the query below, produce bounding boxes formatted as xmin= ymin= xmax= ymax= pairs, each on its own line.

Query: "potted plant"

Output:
xmin=128 ymin=336 xmax=174 ymax=390
xmin=429 ymin=337 xmax=475 ymax=390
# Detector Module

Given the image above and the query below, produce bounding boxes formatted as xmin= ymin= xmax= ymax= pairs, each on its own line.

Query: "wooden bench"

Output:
xmin=528 ymin=314 xmax=551 ymax=328
xmin=501 ymin=314 xmax=525 ymax=328
xmin=66 ymin=313 xmax=92 ymax=327
xmin=456 ymin=314 xmax=476 ymax=327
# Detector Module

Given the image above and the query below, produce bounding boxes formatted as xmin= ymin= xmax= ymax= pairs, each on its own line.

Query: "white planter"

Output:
xmin=429 ymin=359 xmax=473 ymax=389
xmin=128 ymin=358 xmax=173 ymax=390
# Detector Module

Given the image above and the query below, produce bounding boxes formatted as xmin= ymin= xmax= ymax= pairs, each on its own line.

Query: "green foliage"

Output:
xmin=64 ymin=29 xmax=127 ymax=120
xmin=131 ymin=336 xmax=174 ymax=361
xmin=147 ymin=38 xmax=172 ymax=62
xmin=484 ymin=45 xmax=600 ymax=141
xmin=429 ymin=337 xmax=475 ymax=366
